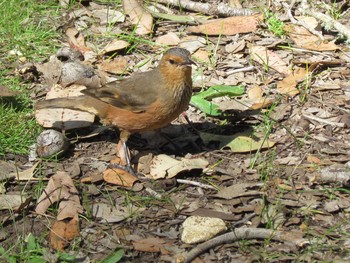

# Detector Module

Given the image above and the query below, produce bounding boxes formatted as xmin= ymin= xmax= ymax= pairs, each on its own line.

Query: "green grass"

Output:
xmin=0 ymin=0 xmax=62 ymax=156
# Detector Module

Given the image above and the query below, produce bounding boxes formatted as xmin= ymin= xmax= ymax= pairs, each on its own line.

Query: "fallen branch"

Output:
xmin=177 ymin=227 xmax=308 ymax=263
xmin=300 ymin=0 xmax=350 ymax=41
xmin=282 ymin=0 xmax=324 ymax=40
xmin=153 ymin=0 xmax=254 ymax=17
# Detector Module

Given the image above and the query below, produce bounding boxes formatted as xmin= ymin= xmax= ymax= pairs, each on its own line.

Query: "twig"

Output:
xmin=176 ymin=179 xmax=217 ymax=190
xmin=153 ymin=0 xmax=254 ymax=17
xmin=302 ymin=114 xmax=345 ymax=127
xmin=282 ymin=0 xmax=324 ymax=40
xmin=177 ymin=227 xmax=308 ymax=263
xmin=225 ymin=66 xmax=255 ymax=75
xmin=231 ymin=212 xmax=255 ymax=228
xmin=300 ymin=0 xmax=350 ymax=40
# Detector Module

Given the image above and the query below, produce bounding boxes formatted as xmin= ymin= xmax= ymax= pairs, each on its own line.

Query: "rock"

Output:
xmin=181 ymin=216 xmax=227 ymax=244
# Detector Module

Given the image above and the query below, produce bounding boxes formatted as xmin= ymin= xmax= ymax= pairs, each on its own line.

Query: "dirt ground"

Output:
xmin=2 ymin=0 xmax=350 ymax=262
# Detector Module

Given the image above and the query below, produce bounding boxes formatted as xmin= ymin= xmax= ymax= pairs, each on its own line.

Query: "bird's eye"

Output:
xmin=169 ymin=59 xmax=175 ymax=64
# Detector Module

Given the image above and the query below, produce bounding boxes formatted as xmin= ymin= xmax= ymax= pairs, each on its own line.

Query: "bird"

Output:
xmin=35 ymin=47 xmax=194 ymax=174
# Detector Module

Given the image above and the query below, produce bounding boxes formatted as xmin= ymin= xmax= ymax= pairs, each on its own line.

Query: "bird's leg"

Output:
xmin=109 ymin=130 xmax=136 ymax=176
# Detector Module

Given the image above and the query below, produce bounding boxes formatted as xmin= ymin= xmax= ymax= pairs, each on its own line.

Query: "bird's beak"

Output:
xmin=185 ymin=58 xmax=197 ymax=66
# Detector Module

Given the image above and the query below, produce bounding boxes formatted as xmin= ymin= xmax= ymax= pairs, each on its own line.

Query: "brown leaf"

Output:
xmin=35 ymin=84 xmax=95 ymax=130
xmin=250 ymin=45 xmax=291 ymax=75
xmin=122 ymin=0 xmax=153 ymax=35
xmin=132 ymin=237 xmax=171 ymax=254
xmin=103 ymin=168 xmax=137 ymax=187
xmin=149 ymin=155 xmax=209 ymax=180
xmin=285 ymin=24 xmax=339 ymax=51
xmin=98 ymin=57 xmax=129 ymax=75
xmin=66 ymin=27 xmax=90 ymax=52
xmin=277 ymin=68 xmax=308 ymax=97
xmin=50 ymin=217 xmax=80 ymax=251
xmin=188 ymin=13 xmax=263 ymax=36
xmin=0 ymin=86 xmax=20 ymax=97
xmin=155 ymin=32 xmax=180 ymax=46
xmin=101 ymin=40 xmax=129 ymax=54
xmin=35 ymin=171 xmax=83 ymax=220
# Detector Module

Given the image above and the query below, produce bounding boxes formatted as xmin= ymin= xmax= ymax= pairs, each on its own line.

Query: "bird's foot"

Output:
xmin=108 ymin=163 xmax=137 ymax=177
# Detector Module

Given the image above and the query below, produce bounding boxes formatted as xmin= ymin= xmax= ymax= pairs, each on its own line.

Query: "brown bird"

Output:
xmin=36 ymin=47 xmax=194 ymax=173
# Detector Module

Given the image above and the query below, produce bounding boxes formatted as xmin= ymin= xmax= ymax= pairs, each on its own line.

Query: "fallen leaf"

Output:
xmin=250 ymin=45 xmax=291 ymax=75
xmin=247 ymin=86 xmax=263 ymax=100
xmin=179 ymin=36 xmax=206 ymax=53
xmin=92 ymin=8 xmax=125 ymax=25
xmin=216 ymin=183 xmax=262 ymax=199
xmin=50 ymin=217 xmax=80 ymax=251
xmin=0 ymin=86 xmax=20 ymax=97
xmin=277 ymin=67 xmax=308 ymax=97
xmin=188 ymin=13 xmax=263 ymax=35
xmin=9 ymin=162 xmax=40 ymax=181
xmin=98 ymin=57 xmax=129 ymax=74
xmin=200 ymin=131 xmax=275 ymax=152
xmin=92 ymin=203 xmax=129 ymax=223
xmin=101 ymin=40 xmax=129 ymax=54
xmin=35 ymin=84 xmax=95 ymax=130
xmin=149 ymin=155 xmax=209 ymax=179
xmin=132 ymin=237 xmax=171 ymax=254
xmin=193 ymin=49 xmax=210 ymax=63
xmin=123 ymin=0 xmax=153 ymax=35
xmin=0 ymin=194 xmax=29 ymax=210
xmin=35 ymin=171 xmax=83 ymax=221
xmin=285 ymin=24 xmax=339 ymax=51
xmin=155 ymin=32 xmax=180 ymax=46
xmin=66 ymin=27 xmax=89 ymax=52
xmin=103 ymin=168 xmax=137 ymax=187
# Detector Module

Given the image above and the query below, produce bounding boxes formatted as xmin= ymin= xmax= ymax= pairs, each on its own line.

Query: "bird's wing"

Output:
xmin=81 ymin=70 xmax=161 ymax=112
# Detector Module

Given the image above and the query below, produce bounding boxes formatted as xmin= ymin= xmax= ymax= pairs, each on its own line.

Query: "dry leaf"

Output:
xmin=101 ymin=40 xmax=129 ymax=54
xmin=92 ymin=203 xmax=129 ymax=223
xmin=66 ymin=27 xmax=89 ymax=52
xmin=50 ymin=217 xmax=80 ymax=251
xmin=188 ymin=13 xmax=263 ymax=35
xmin=103 ymin=168 xmax=137 ymax=187
xmin=92 ymin=9 xmax=125 ymax=25
xmin=98 ymin=57 xmax=129 ymax=74
xmin=35 ymin=84 xmax=95 ymax=130
xmin=155 ymin=32 xmax=180 ymax=46
xmin=216 ymin=183 xmax=261 ymax=199
xmin=250 ymin=45 xmax=291 ymax=75
xmin=132 ymin=237 xmax=171 ymax=254
xmin=35 ymin=171 xmax=83 ymax=220
xmin=247 ymin=86 xmax=263 ymax=100
xmin=0 ymin=86 xmax=20 ymax=97
xmin=0 ymin=194 xmax=27 ymax=210
xmin=9 ymin=162 xmax=40 ymax=181
xmin=123 ymin=0 xmax=153 ymax=35
xmin=193 ymin=49 xmax=210 ymax=63
xmin=285 ymin=24 xmax=339 ymax=51
xmin=200 ymin=131 xmax=275 ymax=152
xmin=149 ymin=155 xmax=209 ymax=180
xmin=277 ymin=68 xmax=308 ymax=97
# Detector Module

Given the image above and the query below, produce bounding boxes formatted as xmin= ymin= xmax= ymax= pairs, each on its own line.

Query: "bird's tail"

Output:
xmin=35 ymin=96 xmax=108 ymax=117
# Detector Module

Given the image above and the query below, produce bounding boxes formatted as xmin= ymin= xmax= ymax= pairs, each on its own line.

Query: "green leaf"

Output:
xmin=0 ymin=246 xmax=16 ymax=263
xmin=190 ymin=85 xmax=245 ymax=116
xmin=101 ymin=249 xmax=124 ymax=263
xmin=190 ymin=96 xmax=222 ymax=116
xmin=200 ymin=131 xmax=275 ymax=152
xmin=195 ymin=85 xmax=245 ymax=100
xmin=27 ymin=234 xmax=39 ymax=251
xmin=27 ymin=256 xmax=46 ymax=263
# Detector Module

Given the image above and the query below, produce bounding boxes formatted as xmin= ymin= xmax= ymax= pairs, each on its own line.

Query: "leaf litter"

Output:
xmin=2 ymin=0 xmax=350 ymax=262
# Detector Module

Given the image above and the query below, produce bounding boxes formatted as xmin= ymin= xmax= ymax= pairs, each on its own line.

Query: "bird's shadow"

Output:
xmin=57 ymin=117 xmax=254 ymax=160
